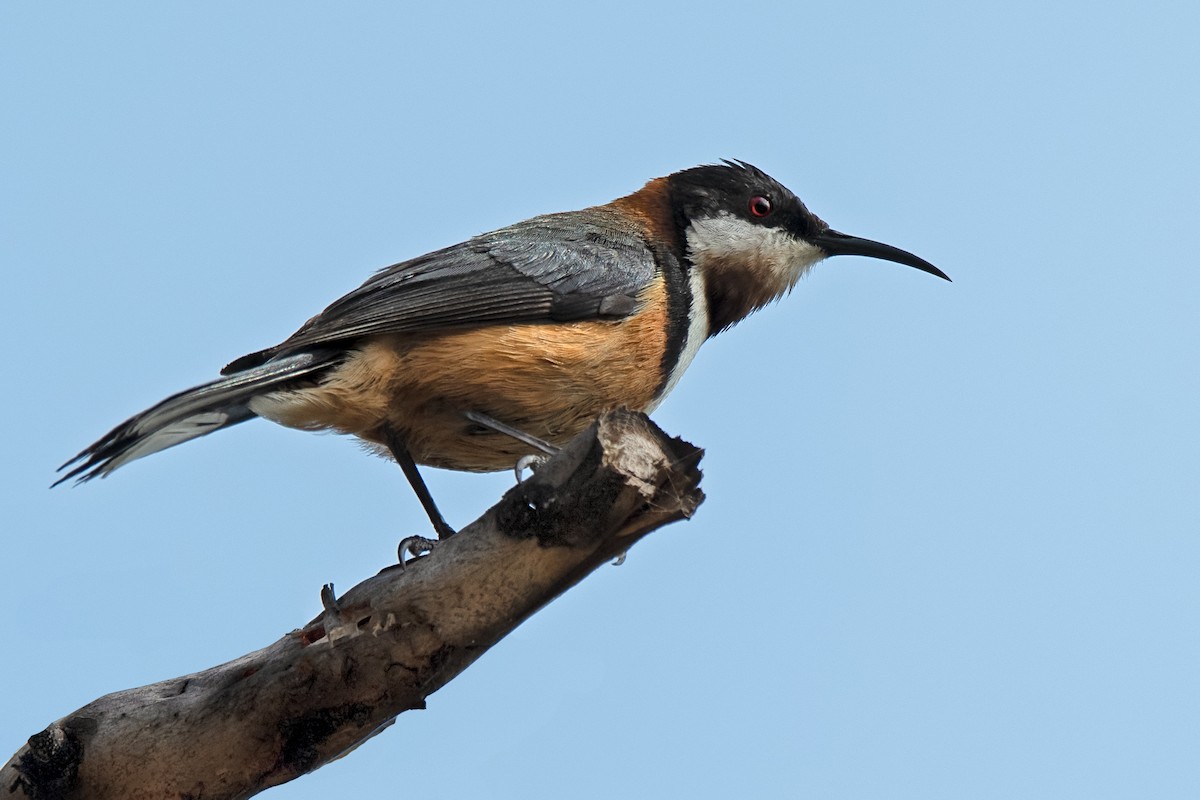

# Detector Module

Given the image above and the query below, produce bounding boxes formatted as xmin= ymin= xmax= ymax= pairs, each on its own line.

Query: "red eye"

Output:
xmin=749 ymin=195 xmax=772 ymax=218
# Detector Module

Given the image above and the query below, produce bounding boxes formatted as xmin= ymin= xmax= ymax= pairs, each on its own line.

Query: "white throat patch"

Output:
xmin=685 ymin=212 xmax=826 ymax=294
xmin=647 ymin=267 xmax=709 ymax=410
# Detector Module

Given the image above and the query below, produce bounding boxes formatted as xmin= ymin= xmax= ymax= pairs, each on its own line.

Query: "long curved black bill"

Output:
xmin=813 ymin=229 xmax=950 ymax=281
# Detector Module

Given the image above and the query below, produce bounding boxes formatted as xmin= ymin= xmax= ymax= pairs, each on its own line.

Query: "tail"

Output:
xmin=55 ymin=350 xmax=341 ymax=486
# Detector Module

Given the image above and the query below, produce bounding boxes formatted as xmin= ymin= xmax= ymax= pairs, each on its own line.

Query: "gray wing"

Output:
xmin=224 ymin=206 xmax=658 ymax=373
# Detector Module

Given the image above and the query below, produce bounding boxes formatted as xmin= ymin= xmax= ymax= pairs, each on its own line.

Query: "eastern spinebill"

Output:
xmin=58 ymin=160 xmax=949 ymax=538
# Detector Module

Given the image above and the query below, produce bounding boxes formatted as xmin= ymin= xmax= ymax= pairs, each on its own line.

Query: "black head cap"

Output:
xmin=667 ymin=159 xmax=826 ymax=240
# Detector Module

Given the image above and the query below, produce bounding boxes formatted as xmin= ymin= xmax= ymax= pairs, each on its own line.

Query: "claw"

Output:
xmin=514 ymin=454 xmax=547 ymax=483
xmin=397 ymin=535 xmax=437 ymax=567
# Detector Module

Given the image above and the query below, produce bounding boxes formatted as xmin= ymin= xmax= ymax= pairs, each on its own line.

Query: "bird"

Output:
xmin=57 ymin=160 xmax=949 ymax=539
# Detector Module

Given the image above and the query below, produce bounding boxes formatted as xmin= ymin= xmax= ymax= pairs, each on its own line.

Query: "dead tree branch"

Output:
xmin=3 ymin=410 xmax=703 ymax=800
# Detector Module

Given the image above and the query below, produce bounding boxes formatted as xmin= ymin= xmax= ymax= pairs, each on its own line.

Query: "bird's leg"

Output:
xmin=381 ymin=425 xmax=456 ymax=542
xmin=463 ymin=411 xmax=561 ymax=484
xmin=464 ymin=411 xmax=560 ymax=456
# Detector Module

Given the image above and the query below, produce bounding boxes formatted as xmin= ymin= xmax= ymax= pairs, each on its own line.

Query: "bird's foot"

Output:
xmin=397 ymin=535 xmax=438 ymax=567
xmin=514 ymin=454 xmax=548 ymax=483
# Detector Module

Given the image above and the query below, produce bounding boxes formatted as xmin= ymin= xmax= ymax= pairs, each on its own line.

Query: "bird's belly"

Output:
xmin=254 ymin=304 xmax=670 ymax=472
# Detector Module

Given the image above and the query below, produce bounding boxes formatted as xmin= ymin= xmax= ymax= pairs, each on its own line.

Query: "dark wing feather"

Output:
xmin=224 ymin=207 xmax=656 ymax=373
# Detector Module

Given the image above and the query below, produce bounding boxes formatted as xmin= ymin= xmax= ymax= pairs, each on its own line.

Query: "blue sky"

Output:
xmin=3 ymin=3 xmax=1198 ymax=798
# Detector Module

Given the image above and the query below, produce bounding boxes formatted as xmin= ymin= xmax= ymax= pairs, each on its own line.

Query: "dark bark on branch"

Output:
xmin=2 ymin=410 xmax=703 ymax=800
